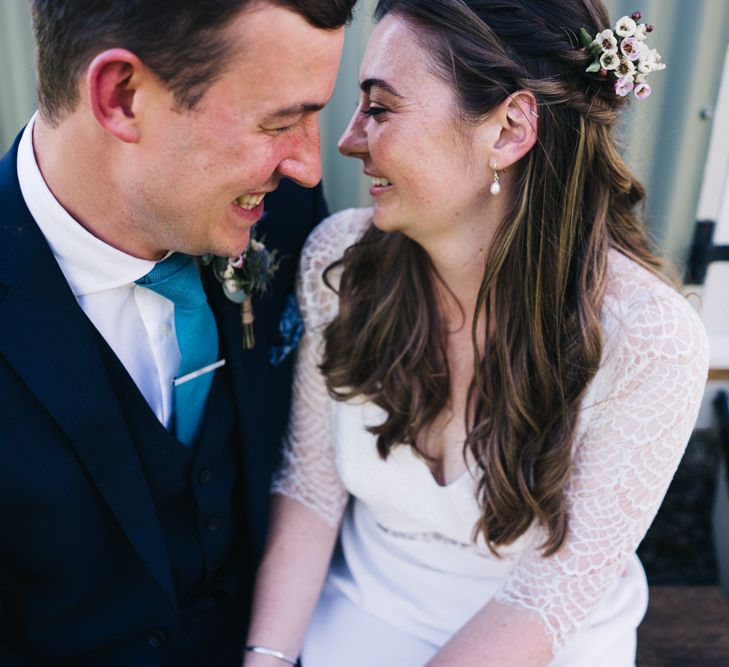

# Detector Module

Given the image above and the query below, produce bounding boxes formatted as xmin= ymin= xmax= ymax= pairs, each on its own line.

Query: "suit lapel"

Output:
xmin=0 ymin=140 xmax=176 ymax=606
xmin=205 ymin=273 xmax=275 ymax=557
xmin=201 ymin=188 xmax=321 ymax=558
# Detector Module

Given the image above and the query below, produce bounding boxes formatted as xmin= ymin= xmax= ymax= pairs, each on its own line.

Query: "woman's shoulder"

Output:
xmin=578 ymin=250 xmax=709 ymax=453
xmin=297 ymin=207 xmax=373 ymax=325
xmin=602 ymin=250 xmax=709 ymax=370
xmin=301 ymin=207 xmax=373 ymax=271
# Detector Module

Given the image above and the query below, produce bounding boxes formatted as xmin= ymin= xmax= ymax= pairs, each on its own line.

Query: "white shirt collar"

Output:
xmin=16 ymin=112 xmax=156 ymax=297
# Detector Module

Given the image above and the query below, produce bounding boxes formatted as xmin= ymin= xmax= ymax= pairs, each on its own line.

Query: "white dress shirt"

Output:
xmin=16 ymin=113 xmax=181 ymax=428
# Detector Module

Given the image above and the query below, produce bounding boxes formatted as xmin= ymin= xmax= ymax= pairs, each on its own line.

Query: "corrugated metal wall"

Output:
xmin=606 ymin=0 xmax=729 ymax=266
xmin=0 ymin=1 xmax=35 ymax=149
xmin=2 ymin=0 xmax=728 ymax=267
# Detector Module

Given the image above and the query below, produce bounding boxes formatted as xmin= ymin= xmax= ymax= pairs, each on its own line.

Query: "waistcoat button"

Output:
xmin=146 ymin=628 xmax=169 ymax=649
xmin=197 ymin=466 xmax=212 ymax=484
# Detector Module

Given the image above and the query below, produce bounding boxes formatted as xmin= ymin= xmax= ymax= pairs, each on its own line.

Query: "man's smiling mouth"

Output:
xmin=233 ymin=193 xmax=266 ymax=210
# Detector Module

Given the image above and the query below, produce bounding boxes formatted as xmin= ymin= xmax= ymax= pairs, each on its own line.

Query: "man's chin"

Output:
xmin=209 ymin=230 xmax=251 ymax=259
xmin=231 ymin=231 xmax=252 ymax=257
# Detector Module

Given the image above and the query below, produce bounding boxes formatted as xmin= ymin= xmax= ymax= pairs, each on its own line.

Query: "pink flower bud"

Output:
xmin=599 ymin=68 xmax=608 ymax=78
xmin=634 ymin=82 xmax=652 ymax=100
xmin=615 ymin=75 xmax=635 ymax=97
xmin=646 ymin=24 xmax=654 ymax=32
xmin=631 ymin=11 xmax=642 ymax=21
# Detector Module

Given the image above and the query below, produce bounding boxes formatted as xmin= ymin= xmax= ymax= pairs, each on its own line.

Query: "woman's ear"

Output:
xmin=489 ymin=90 xmax=538 ymax=169
xmin=86 ymin=49 xmax=146 ymax=143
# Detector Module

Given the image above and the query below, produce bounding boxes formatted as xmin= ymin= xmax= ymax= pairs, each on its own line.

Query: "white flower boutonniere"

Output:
xmin=203 ymin=230 xmax=281 ymax=350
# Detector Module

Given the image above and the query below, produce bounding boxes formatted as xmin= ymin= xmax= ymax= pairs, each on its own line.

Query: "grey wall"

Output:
xmin=1 ymin=0 xmax=728 ymax=266
xmin=0 ymin=1 xmax=35 ymax=147
xmin=605 ymin=0 xmax=729 ymax=268
xmin=318 ymin=0 xmax=377 ymax=218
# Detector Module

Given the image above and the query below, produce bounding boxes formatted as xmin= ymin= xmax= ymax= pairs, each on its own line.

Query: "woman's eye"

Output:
xmin=362 ymin=106 xmax=387 ymax=119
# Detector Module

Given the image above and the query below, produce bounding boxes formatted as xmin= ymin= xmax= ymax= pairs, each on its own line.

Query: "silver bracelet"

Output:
xmin=244 ymin=645 xmax=298 ymax=665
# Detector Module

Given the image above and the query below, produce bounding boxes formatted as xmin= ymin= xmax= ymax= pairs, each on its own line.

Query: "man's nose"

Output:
xmin=278 ymin=120 xmax=322 ymax=188
xmin=338 ymin=110 xmax=367 ymax=158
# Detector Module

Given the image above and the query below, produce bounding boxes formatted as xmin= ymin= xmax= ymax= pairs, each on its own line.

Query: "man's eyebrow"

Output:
xmin=266 ymin=102 xmax=325 ymax=120
xmin=360 ymin=78 xmax=404 ymax=98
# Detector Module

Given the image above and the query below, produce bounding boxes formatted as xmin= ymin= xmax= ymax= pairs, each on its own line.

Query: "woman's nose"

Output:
xmin=338 ymin=109 xmax=367 ymax=158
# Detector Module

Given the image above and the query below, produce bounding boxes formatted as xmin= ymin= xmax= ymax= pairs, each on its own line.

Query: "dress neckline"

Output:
xmin=403 ymin=445 xmax=474 ymax=489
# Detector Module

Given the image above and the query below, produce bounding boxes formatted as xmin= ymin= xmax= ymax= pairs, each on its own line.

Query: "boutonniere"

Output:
xmin=203 ymin=229 xmax=281 ymax=350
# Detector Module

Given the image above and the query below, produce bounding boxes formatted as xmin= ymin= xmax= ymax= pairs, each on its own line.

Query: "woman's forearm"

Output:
xmin=243 ymin=494 xmax=340 ymax=667
xmin=426 ymin=600 xmax=553 ymax=667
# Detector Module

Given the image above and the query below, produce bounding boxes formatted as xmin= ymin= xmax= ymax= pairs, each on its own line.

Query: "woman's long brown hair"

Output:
xmin=321 ymin=0 xmax=667 ymax=556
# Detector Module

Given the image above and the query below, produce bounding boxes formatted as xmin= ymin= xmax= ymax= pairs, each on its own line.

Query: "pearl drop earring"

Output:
xmin=490 ymin=165 xmax=501 ymax=196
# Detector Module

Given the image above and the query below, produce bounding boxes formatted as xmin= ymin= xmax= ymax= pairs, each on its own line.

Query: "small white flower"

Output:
xmin=224 ymin=278 xmax=241 ymax=293
xmin=594 ymin=29 xmax=618 ymax=53
xmin=635 ymin=23 xmax=649 ymax=41
xmin=615 ymin=16 xmax=637 ymax=37
xmin=635 ymin=73 xmax=647 ymax=84
xmin=600 ymin=51 xmax=619 ymax=70
xmin=250 ymin=239 xmax=265 ymax=252
xmin=634 ymin=82 xmax=652 ymax=100
xmin=650 ymin=49 xmax=666 ymax=71
xmin=615 ymin=75 xmax=635 ymax=97
xmin=223 ymin=264 xmax=236 ymax=279
xmin=638 ymin=48 xmax=665 ymax=73
xmin=637 ymin=47 xmax=652 ymax=73
xmin=644 ymin=47 xmax=658 ymax=64
xmin=620 ymin=37 xmax=641 ymax=61
xmin=615 ymin=57 xmax=636 ymax=78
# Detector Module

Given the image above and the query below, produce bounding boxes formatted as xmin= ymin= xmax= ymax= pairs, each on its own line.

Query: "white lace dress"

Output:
xmin=272 ymin=208 xmax=709 ymax=667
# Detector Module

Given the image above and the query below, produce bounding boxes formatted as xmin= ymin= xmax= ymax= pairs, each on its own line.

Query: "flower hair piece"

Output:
xmin=580 ymin=10 xmax=665 ymax=100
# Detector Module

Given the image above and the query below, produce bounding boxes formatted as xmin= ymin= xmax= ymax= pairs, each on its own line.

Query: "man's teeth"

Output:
xmin=234 ymin=193 xmax=265 ymax=210
xmin=371 ymin=177 xmax=392 ymax=187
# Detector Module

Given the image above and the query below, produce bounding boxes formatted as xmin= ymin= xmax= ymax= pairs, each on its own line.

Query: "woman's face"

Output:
xmin=339 ymin=14 xmax=494 ymax=245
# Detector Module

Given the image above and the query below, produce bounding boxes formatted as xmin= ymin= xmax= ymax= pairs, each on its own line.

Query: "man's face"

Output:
xmin=125 ymin=2 xmax=345 ymax=258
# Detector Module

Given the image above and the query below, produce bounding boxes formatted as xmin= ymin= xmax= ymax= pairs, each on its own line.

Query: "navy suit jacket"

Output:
xmin=0 ymin=132 xmax=325 ymax=665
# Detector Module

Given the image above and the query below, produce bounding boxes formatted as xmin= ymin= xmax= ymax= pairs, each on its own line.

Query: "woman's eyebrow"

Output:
xmin=360 ymin=77 xmax=404 ymax=98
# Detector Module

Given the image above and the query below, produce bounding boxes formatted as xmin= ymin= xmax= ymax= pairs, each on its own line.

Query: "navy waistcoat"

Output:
xmin=92 ymin=326 xmax=252 ymax=664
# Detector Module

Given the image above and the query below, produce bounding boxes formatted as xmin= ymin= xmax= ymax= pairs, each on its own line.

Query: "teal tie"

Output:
xmin=136 ymin=254 xmax=219 ymax=445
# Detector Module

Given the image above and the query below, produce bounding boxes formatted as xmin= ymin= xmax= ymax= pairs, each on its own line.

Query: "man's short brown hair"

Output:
xmin=31 ymin=0 xmax=357 ymax=124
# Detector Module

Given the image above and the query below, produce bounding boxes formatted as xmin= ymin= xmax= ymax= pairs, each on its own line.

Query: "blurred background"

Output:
xmin=2 ymin=1 xmax=729 ymax=661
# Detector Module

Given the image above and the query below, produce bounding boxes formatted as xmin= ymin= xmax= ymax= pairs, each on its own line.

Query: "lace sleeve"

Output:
xmin=494 ymin=281 xmax=709 ymax=654
xmin=271 ymin=208 xmax=373 ymax=526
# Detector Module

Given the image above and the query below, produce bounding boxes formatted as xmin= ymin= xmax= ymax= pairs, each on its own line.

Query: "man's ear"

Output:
xmin=86 ymin=49 xmax=146 ymax=143
xmin=489 ymin=90 xmax=538 ymax=170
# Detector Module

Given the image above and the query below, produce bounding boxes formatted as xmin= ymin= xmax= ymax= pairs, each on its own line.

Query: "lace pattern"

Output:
xmin=273 ymin=208 xmax=709 ymax=653
xmin=494 ymin=256 xmax=709 ymax=650
xmin=270 ymin=209 xmax=371 ymax=525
